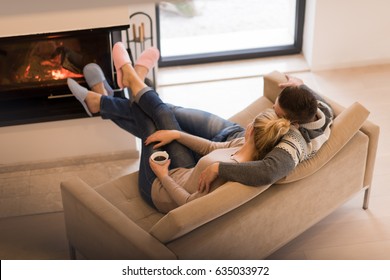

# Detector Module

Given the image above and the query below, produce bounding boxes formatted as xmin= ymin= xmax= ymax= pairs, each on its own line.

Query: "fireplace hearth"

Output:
xmin=0 ymin=25 xmax=129 ymax=126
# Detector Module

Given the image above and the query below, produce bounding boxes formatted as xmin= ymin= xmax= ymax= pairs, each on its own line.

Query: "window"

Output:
xmin=156 ymin=0 xmax=306 ymax=66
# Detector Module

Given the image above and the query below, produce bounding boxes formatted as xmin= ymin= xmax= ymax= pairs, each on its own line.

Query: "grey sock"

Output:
xmin=67 ymin=78 xmax=92 ymax=117
xmin=83 ymin=63 xmax=114 ymax=96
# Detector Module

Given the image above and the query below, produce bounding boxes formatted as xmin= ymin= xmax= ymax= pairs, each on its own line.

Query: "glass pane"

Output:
xmin=158 ymin=0 xmax=297 ymax=58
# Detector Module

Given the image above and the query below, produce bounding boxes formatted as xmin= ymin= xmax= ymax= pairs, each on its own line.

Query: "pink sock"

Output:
xmin=135 ymin=47 xmax=160 ymax=71
xmin=112 ymin=42 xmax=131 ymax=88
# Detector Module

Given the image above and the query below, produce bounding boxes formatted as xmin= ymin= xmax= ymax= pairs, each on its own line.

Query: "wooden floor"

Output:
xmin=0 ymin=61 xmax=389 ymax=260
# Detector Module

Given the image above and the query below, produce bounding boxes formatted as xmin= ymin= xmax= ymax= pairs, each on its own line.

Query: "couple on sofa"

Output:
xmin=67 ymin=42 xmax=334 ymax=213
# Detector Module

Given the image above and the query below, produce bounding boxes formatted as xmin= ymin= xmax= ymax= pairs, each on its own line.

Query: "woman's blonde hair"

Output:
xmin=252 ymin=109 xmax=291 ymax=160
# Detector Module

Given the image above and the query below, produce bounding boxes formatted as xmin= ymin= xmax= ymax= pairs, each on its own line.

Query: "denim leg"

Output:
xmin=100 ymin=96 xmax=141 ymax=138
xmin=137 ymin=90 xmax=197 ymax=169
xmin=123 ymin=104 xmax=157 ymax=208
xmin=100 ymin=95 xmax=244 ymax=142
xmin=169 ymin=104 xmax=244 ymax=141
xmin=99 ymin=94 xmax=197 ymax=199
xmin=99 ymin=97 xmax=159 ymax=208
xmin=132 ymin=94 xmax=197 ymax=208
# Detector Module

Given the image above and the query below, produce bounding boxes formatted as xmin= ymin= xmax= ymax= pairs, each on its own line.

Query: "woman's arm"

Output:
xmin=160 ymin=175 xmax=203 ymax=206
xmin=146 ymin=130 xmax=239 ymax=156
xmin=177 ymin=132 xmax=240 ymax=155
xmin=149 ymin=157 xmax=202 ymax=206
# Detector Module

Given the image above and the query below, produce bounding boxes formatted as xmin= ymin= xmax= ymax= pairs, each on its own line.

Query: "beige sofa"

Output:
xmin=60 ymin=71 xmax=380 ymax=260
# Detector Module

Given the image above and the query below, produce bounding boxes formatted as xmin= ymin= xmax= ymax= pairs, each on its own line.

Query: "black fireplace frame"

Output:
xmin=0 ymin=25 xmax=129 ymax=127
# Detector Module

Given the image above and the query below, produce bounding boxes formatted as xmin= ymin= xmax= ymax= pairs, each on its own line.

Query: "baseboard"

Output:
xmin=0 ymin=150 xmax=139 ymax=174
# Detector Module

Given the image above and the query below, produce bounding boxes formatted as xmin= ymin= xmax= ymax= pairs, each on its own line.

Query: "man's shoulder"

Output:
xmin=276 ymin=128 xmax=306 ymax=165
xmin=318 ymin=100 xmax=334 ymax=119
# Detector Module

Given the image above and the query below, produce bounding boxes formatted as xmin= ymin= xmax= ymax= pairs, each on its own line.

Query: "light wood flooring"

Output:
xmin=0 ymin=59 xmax=389 ymax=260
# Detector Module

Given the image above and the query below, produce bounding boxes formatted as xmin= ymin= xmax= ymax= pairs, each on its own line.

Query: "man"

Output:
xmin=199 ymin=76 xmax=333 ymax=191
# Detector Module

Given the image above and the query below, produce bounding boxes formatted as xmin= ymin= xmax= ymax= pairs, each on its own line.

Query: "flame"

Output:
xmin=51 ymin=69 xmax=67 ymax=80
xmin=51 ymin=70 xmax=63 ymax=80
xmin=22 ymin=63 xmax=83 ymax=82
xmin=50 ymin=68 xmax=83 ymax=80
xmin=49 ymin=64 xmax=84 ymax=80
xmin=24 ymin=65 xmax=31 ymax=79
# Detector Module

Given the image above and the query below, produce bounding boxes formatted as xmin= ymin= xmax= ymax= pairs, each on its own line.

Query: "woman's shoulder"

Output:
xmin=229 ymin=137 xmax=245 ymax=147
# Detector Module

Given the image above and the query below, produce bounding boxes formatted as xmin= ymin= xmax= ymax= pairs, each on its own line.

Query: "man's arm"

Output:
xmin=199 ymin=148 xmax=296 ymax=190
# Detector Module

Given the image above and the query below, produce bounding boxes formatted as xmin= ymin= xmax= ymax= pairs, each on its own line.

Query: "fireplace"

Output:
xmin=0 ymin=25 xmax=129 ymax=126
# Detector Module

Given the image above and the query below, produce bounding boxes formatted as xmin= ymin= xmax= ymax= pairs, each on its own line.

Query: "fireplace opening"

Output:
xmin=0 ymin=25 xmax=129 ymax=126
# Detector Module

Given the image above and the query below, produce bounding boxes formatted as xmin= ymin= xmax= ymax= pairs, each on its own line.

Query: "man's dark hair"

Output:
xmin=278 ymin=85 xmax=318 ymax=124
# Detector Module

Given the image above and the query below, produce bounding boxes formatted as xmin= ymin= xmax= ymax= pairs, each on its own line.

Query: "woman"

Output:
xmin=146 ymin=109 xmax=290 ymax=213
xmin=68 ymin=42 xmax=291 ymax=213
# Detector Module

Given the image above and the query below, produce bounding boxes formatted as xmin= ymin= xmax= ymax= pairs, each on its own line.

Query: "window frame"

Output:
xmin=156 ymin=0 xmax=306 ymax=67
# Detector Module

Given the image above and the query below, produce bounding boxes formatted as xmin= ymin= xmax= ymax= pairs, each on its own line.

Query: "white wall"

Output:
xmin=0 ymin=2 xmax=156 ymax=166
xmin=2 ymin=0 xmax=390 ymax=165
xmin=0 ymin=118 xmax=136 ymax=165
xmin=303 ymin=0 xmax=390 ymax=70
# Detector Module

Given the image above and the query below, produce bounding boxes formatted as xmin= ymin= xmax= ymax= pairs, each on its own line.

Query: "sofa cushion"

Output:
xmin=149 ymin=181 xmax=271 ymax=243
xmin=95 ymin=172 xmax=164 ymax=231
xmin=276 ymin=102 xmax=370 ymax=184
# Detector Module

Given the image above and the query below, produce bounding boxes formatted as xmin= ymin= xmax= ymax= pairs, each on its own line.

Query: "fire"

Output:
xmin=51 ymin=68 xmax=82 ymax=80
xmin=51 ymin=70 xmax=65 ymax=80
xmin=24 ymin=65 xmax=31 ymax=77
xmin=22 ymin=63 xmax=83 ymax=82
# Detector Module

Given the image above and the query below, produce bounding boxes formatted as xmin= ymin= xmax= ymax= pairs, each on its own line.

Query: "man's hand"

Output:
xmin=198 ymin=162 xmax=219 ymax=193
xmin=278 ymin=74 xmax=304 ymax=89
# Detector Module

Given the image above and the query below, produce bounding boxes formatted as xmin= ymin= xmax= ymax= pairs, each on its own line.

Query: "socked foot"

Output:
xmin=134 ymin=47 xmax=160 ymax=80
xmin=67 ymin=78 xmax=101 ymax=115
xmin=83 ymin=63 xmax=114 ymax=96
xmin=112 ymin=42 xmax=131 ymax=89
xmin=113 ymin=42 xmax=160 ymax=88
xmin=121 ymin=48 xmax=160 ymax=96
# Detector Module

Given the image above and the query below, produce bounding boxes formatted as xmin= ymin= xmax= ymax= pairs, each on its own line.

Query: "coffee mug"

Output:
xmin=151 ymin=151 xmax=169 ymax=165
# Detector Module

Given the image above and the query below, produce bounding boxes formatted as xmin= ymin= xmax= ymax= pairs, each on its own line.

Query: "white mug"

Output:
xmin=151 ymin=151 xmax=169 ymax=165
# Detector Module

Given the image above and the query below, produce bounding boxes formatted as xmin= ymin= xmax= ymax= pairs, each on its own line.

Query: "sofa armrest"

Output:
xmin=263 ymin=71 xmax=288 ymax=103
xmin=359 ymin=119 xmax=380 ymax=188
xmin=149 ymin=182 xmax=271 ymax=243
xmin=61 ymin=177 xmax=176 ymax=259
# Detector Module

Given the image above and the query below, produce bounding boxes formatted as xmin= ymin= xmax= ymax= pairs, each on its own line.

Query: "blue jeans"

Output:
xmin=99 ymin=91 xmax=245 ymax=207
xmin=100 ymin=95 xmax=245 ymax=142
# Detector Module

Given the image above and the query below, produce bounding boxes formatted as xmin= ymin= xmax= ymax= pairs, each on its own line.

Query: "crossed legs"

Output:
xmin=67 ymin=43 xmax=159 ymax=115
xmin=68 ymin=44 xmax=244 ymax=142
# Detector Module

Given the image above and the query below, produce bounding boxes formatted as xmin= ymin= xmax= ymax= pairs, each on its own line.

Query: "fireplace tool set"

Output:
xmin=125 ymin=12 xmax=156 ymax=86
